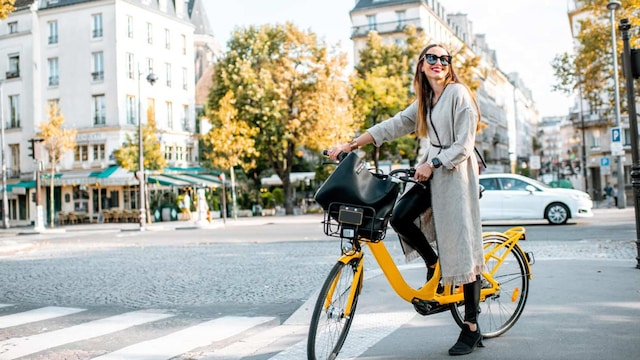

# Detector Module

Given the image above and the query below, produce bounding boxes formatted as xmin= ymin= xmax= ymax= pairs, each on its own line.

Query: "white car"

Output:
xmin=479 ymin=173 xmax=594 ymax=225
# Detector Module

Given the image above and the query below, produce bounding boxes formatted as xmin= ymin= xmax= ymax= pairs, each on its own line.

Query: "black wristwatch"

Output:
xmin=431 ymin=157 xmax=443 ymax=169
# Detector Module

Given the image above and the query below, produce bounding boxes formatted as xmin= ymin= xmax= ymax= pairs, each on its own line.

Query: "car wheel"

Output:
xmin=545 ymin=203 xmax=569 ymax=225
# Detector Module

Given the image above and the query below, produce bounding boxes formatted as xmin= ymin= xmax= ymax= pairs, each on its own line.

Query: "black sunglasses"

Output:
xmin=423 ymin=53 xmax=452 ymax=66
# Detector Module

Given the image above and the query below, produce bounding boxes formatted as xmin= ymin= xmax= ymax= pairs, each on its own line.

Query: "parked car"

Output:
xmin=478 ymin=173 xmax=594 ymax=225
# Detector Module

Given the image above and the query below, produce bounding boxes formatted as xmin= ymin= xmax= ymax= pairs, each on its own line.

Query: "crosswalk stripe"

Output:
xmin=268 ymin=311 xmax=418 ymax=360
xmin=198 ymin=324 xmax=308 ymax=360
xmin=0 ymin=306 xmax=85 ymax=329
xmin=93 ymin=316 xmax=275 ymax=360
xmin=0 ymin=310 xmax=173 ymax=360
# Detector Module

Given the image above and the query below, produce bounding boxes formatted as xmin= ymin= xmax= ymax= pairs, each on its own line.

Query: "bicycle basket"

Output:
xmin=322 ymin=202 xmax=394 ymax=241
xmin=315 ymin=152 xmax=399 ymax=240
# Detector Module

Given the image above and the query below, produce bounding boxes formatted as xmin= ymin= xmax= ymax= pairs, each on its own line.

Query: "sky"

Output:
xmin=204 ymin=0 xmax=576 ymax=118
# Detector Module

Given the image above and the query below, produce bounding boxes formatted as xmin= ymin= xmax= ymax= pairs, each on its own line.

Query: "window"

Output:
xmin=590 ymin=129 xmax=601 ymax=149
xmin=126 ymin=95 xmax=136 ymax=125
xmin=146 ymin=58 xmax=154 ymax=74
xmin=72 ymin=185 xmax=89 ymax=213
xmin=92 ymin=14 xmax=103 ymax=38
xmin=127 ymin=15 xmax=134 ymax=38
xmin=92 ymin=95 xmax=106 ymax=125
xmin=147 ymin=98 xmax=155 ymax=123
xmin=367 ymin=15 xmax=377 ymax=30
xmin=48 ymin=98 xmax=60 ymax=110
xmin=8 ymin=95 xmax=20 ymax=128
xmin=8 ymin=22 xmax=17 ymax=34
xmin=396 ymin=11 xmax=406 ymax=28
xmin=147 ymin=22 xmax=153 ymax=44
xmin=623 ymin=128 xmax=631 ymax=147
xmin=164 ymin=28 xmax=171 ymax=49
xmin=9 ymin=144 xmax=19 ymax=179
xmin=164 ymin=146 xmax=173 ymax=161
xmin=182 ymin=104 xmax=189 ymax=131
xmin=186 ymin=145 xmax=193 ymax=162
xmin=166 ymin=101 xmax=173 ymax=129
xmin=92 ymin=144 xmax=106 ymax=161
xmin=48 ymin=58 xmax=59 ymax=86
xmin=181 ymin=34 xmax=186 ymax=55
xmin=176 ymin=146 xmax=183 ymax=161
xmin=48 ymin=21 xmax=58 ymax=44
xmin=74 ymin=145 xmax=89 ymax=162
xmin=165 ymin=63 xmax=171 ymax=87
xmin=126 ymin=53 xmax=135 ymax=79
xmin=6 ymin=55 xmax=19 ymax=78
xmin=92 ymin=52 xmax=104 ymax=81
xmin=182 ymin=67 xmax=187 ymax=90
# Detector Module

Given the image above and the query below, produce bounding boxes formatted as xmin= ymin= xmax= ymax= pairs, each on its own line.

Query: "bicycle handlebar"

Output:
xmin=322 ymin=150 xmax=425 ymax=189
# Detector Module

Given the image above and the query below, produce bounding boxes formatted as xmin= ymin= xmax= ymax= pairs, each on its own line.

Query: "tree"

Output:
xmin=113 ymin=108 xmax=166 ymax=222
xmin=552 ymin=0 xmax=640 ymax=114
xmin=39 ymin=103 xmax=77 ymax=228
xmin=0 ymin=0 xmax=15 ymax=20
xmin=206 ymin=22 xmax=357 ymax=214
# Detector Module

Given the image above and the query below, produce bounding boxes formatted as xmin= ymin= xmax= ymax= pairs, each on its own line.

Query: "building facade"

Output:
xmin=0 ymin=0 xmax=218 ymax=226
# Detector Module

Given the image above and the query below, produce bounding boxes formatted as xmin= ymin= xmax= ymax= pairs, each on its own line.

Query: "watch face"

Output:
xmin=433 ymin=158 xmax=441 ymax=167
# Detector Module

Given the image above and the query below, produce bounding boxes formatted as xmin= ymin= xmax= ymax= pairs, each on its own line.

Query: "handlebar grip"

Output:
xmin=322 ymin=150 xmax=348 ymax=161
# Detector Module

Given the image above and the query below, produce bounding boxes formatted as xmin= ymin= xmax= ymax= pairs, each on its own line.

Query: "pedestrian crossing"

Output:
xmin=0 ymin=303 xmax=419 ymax=359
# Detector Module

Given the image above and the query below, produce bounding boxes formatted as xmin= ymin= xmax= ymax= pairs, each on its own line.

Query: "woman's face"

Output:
xmin=421 ymin=46 xmax=451 ymax=83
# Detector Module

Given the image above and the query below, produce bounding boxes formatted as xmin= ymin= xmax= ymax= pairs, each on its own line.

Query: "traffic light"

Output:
xmin=28 ymin=139 xmax=35 ymax=159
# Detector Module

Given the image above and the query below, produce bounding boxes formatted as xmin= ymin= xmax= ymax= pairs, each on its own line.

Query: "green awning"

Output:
xmin=89 ymin=165 xmax=119 ymax=178
xmin=7 ymin=181 xmax=36 ymax=191
xmin=147 ymin=175 xmax=193 ymax=187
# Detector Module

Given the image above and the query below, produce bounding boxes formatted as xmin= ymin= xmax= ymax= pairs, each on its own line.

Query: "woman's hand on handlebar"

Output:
xmin=414 ymin=162 xmax=433 ymax=182
xmin=326 ymin=143 xmax=353 ymax=161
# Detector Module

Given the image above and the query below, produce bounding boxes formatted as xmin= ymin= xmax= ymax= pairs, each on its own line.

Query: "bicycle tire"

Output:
xmin=450 ymin=234 xmax=530 ymax=338
xmin=307 ymin=258 xmax=362 ymax=360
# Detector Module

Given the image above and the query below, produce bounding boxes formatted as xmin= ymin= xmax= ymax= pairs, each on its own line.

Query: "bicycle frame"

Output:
xmin=331 ymin=226 xmax=530 ymax=314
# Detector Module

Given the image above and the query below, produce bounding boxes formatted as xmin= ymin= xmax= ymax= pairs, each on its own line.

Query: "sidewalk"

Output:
xmin=0 ymin=214 xmax=325 ymax=254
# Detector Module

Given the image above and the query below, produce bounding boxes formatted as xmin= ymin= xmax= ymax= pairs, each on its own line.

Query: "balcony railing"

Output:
xmin=91 ymin=71 xmax=104 ymax=81
xmin=49 ymin=76 xmax=59 ymax=86
xmin=48 ymin=35 xmax=58 ymax=44
xmin=351 ymin=18 xmax=422 ymax=38
xmin=93 ymin=29 xmax=103 ymax=38
xmin=5 ymin=71 xmax=19 ymax=79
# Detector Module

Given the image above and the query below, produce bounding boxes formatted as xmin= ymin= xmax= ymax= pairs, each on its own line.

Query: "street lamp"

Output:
xmin=0 ymin=80 xmax=8 ymax=229
xmin=137 ymin=64 xmax=157 ymax=230
xmin=607 ymin=0 xmax=627 ymax=209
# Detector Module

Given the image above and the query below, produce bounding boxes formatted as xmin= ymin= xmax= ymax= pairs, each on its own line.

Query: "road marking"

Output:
xmin=199 ymin=323 xmax=307 ymax=360
xmin=93 ymin=316 xmax=275 ymax=360
xmin=268 ymin=311 xmax=417 ymax=360
xmin=0 ymin=310 xmax=173 ymax=359
xmin=0 ymin=304 xmax=12 ymax=309
xmin=0 ymin=306 xmax=84 ymax=329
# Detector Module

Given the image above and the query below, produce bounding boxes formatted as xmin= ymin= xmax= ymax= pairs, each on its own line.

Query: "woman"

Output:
xmin=328 ymin=44 xmax=484 ymax=356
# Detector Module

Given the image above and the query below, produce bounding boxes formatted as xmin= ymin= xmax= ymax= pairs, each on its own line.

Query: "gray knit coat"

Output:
xmin=367 ymin=83 xmax=485 ymax=286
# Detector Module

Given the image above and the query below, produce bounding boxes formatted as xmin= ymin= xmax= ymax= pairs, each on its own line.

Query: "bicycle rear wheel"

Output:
xmin=451 ymin=234 xmax=530 ymax=338
xmin=307 ymin=258 xmax=362 ymax=360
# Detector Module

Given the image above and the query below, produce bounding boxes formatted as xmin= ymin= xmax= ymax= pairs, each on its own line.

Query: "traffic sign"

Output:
xmin=611 ymin=127 xmax=621 ymax=143
xmin=600 ymin=157 xmax=610 ymax=167
xmin=611 ymin=127 xmax=624 ymax=154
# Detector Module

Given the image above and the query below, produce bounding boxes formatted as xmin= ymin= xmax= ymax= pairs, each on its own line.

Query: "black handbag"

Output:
xmin=314 ymin=152 xmax=400 ymax=240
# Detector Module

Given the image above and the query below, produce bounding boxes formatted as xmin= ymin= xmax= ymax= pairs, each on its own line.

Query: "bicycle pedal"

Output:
xmin=411 ymin=299 xmax=449 ymax=316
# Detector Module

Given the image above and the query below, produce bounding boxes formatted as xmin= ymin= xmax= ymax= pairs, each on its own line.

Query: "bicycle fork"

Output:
xmin=324 ymin=252 xmax=364 ymax=318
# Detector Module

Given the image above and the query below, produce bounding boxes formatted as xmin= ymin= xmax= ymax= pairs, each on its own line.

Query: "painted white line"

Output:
xmin=199 ymin=324 xmax=307 ymax=360
xmin=0 ymin=306 xmax=85 ymax=329
xmin=93 ymin=316 xmax=275 ymax=360
xmin=0 ymin=305 xmax=13 ymax=309
xmin=268 ymin=311 xmax=417 ymax=360
xmin=0 ymin=310 xmax=173 ymax=360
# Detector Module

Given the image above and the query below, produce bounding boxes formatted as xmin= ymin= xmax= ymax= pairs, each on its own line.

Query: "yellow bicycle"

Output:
xmin=307 ymin=166 xmax=534 ymax=360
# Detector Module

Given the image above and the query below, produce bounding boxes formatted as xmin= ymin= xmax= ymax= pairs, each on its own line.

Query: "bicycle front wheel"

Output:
xmin=451 ymin=234 xmax=530 ymax=338
xmin=307 ymin=258 xmax=362 ymax=360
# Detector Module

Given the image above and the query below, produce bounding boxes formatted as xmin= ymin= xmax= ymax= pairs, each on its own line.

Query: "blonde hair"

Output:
xmin=413 ymin=44 xmax=481 ymax=138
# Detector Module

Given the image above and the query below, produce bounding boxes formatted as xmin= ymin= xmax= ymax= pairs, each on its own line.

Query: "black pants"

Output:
xmin=390 ymin=180 xmax=480 ymax=324
xmin=390 ymin=180 xmax=438 ymax=266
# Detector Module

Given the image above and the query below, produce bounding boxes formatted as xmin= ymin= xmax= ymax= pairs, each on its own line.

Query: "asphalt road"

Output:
xmin=0 ymin=207 xmax=636 ymax=359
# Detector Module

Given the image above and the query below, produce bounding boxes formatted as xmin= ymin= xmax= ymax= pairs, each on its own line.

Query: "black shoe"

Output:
xmin=448 ymin=323 xmax=483 ymax=356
